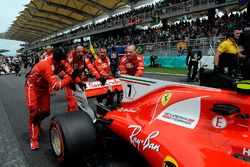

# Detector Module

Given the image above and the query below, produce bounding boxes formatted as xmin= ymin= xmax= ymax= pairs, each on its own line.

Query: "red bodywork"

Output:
xmin=86 ymin=77 xmax=250 ymax=167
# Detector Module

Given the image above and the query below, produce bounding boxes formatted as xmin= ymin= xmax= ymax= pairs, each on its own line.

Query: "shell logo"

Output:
xmin=51 ymin=65 xmax=55 ymax=71
xmin=162 ymin=156 xmax=178 ymax=167
xmin=102 ymin=63 xmax=108 ymax=68
xmin=126 ymin=63 xmax=133 ymax=68
xmin=161 ymin=93 xmax=172 ymax=106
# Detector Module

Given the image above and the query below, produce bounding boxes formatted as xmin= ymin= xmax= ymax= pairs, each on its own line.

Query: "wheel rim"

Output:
xmin=51 ymin=127 xmax=62 ymax=156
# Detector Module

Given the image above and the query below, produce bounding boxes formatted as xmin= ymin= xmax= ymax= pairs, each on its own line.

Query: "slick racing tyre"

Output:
xmin=50 ymin=111 xmax=97 ymax=164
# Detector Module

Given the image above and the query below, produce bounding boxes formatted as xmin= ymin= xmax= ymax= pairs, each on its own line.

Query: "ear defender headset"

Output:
xmin=226 ymin=26 xmax=240 ymax=39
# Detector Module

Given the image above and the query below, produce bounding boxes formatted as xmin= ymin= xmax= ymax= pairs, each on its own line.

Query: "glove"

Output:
xmin=213 ymin=65 xmax=219 ymax=73
xmin=69 ymin=82 xmax=76 ymax=91
xmin=78 ymin=82 xmax=86 ymax=90
xmin=98 ymin=76 xmax=106 ymax=86
xmin=71 ymin=69 xmax=80 ymax=79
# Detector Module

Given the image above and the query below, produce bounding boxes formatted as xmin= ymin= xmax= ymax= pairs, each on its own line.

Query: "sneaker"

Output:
xmin=30 ymin=140 xmax=40 ymax=150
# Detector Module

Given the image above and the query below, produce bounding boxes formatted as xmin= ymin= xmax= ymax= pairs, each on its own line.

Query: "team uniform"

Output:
xmin=217 ymin=38 xmax=238 ymax=75
xmin=94 ymin=56 xmax=113 ymax=79
xmin=65 ymin=51 xmax=101 ymax=112
xmin=41 ymin=52 xmax=52 ymax=60
xmin=119 ymin=54 xmax=144 ymax=77
xmin=25 ymin=57 xmax=73 ymax=149
xmin=186 ymin=49 xmax=202 ymax=81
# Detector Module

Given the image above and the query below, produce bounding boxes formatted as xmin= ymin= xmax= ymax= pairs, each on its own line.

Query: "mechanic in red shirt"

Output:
xmin=25 ymin=48 xmax=78 ymax=150
xmin=119 ymin=45 xmax=144 ymax=77
xmin=41 ymin=45 xmax=53 ymax=60
xmin=65 ymin=44 xmax=106 ymax=112
xmin=41 ymin=45 xmax=54 ymax=95
xmin=94 ymin=47 xmax=114 ymax=79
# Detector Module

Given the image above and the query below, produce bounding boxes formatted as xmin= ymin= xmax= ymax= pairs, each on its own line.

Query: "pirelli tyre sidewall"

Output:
xmin=49 ymin=111 xmax=97 ymax=163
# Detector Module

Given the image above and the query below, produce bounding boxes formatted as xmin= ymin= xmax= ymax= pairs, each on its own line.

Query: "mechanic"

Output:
xmin=94 ymin=47 xmax=114 ymax=79
xmin=41 ymin=45 xmax=53 ymax=60
xmin=186 ymin=45 xmax=202 ymax=82
xmin=214 ymin=27 xmax=245 ymax=76
xmin=25 ymin=48 xmax=77 ymax=150
xmin=41 ymin=45 xmax=54 ymax=95
xmin=119 ymin=45 xmax=144 ymax=77
xmin=65 ymin=44 xmax=106 ymax=112
xmin=94 ymin=47 xmax=116 ymax=108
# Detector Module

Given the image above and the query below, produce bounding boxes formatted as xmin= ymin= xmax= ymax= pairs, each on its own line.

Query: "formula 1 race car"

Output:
xmin=49 ymin=75 xmax=250 ymax=167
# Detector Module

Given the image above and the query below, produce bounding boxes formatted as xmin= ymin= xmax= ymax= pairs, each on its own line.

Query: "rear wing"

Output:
xmin=85 ymin=78 xmax=123 ymax=98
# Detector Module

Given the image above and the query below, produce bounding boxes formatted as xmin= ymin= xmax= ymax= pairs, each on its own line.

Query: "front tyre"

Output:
xmin=50 ymin=111 xmax=97 ymax=164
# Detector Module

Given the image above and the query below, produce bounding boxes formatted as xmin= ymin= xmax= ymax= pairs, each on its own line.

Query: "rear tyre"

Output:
xmin=50 ymin=111 xmax=97 ymax=164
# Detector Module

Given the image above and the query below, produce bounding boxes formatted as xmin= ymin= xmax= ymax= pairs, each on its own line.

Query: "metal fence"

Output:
xmin=137 ymin=36 xmax=225 ymax=57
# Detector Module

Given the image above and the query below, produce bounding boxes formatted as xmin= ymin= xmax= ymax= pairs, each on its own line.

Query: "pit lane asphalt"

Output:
xmin=0 ymin=72 xmax=195 ymax=167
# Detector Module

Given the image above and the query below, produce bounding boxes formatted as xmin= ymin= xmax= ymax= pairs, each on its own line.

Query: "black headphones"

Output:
xmin=226 ymin=26 xmax=240 ymax=38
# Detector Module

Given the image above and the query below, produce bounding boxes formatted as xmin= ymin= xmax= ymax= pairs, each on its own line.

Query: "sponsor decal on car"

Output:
xmin=161 ymin=93 xmax=172 ymax=106
xmin=128 ymin=125 xmax=160 ymax=152
xmin=152 ymin=96 xmax=203 ymax=129
xmin=117 ymin=107 xmax=137 ymax=113
xmin=161 ymin=113 xmax=195 ymax=125
xmin=162 ymin=155 xmax=179 ymax=167
xmin=243 ymin=147 xmax=250 ymax=156
xmin=86 ymin=79 xmax=121 ymax=89
xmin=212 ymin=116 xmax=227 ymax=129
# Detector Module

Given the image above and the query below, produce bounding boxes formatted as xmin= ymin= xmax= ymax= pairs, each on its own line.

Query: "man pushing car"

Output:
xmin=25 ymin=48 xmax=78 ymax=150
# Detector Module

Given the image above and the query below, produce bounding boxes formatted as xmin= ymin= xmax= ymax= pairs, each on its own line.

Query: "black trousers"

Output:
xmin=242 ymin=58 xmax=250 ymax=80
xmin=187 ymin=61 xmax=198 ymax=80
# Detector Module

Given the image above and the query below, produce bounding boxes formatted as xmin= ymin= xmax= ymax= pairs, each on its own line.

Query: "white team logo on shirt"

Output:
xmin=51 ymin=65 xmax=55 ymax=71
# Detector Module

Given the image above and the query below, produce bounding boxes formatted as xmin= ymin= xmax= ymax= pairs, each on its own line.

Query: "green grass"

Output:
xmin=145 ymin=67 xmax=187 ymax=75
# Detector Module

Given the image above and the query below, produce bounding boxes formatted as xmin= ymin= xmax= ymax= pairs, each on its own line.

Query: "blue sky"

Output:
xmin=0 ymin=0 xmax=30 ymax=56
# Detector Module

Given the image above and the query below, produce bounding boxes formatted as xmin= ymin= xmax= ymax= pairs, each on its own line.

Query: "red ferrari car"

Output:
xmin=49 ymin=75 xmax=250 ymax=167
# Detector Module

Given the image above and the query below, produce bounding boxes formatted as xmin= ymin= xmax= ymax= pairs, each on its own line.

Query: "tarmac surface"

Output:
xmin=0 ymin=72 xmax=196 ymax=167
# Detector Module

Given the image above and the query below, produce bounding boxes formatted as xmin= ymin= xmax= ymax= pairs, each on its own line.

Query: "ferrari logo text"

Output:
xmin=129 ymin=125 xmax=160 ymax=152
